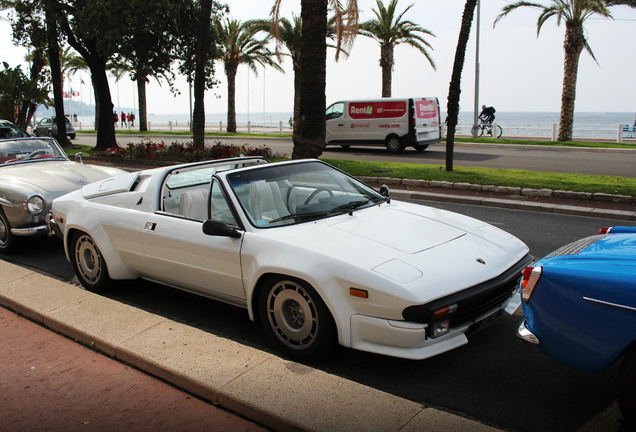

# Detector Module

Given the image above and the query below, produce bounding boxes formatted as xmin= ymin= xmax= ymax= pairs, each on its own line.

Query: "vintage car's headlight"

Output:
xmin=26 ymin=195 xmax=45 ymax=214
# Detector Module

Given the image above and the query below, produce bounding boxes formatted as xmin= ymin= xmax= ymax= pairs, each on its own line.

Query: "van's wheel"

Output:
xmin=415 ymin=144 xmax=429 ymax=152
xmin=385 ymin=136 xmax=404 ymax=154
xmin=259 ymin=276 xmax=335 ymax=361
xmin=0 ymin=207 xmax=16 ymax=254
xmin=618 ymin=345 xmax=636 ymax=428
xmin=71 ymin=231 xmax=111 ymax=292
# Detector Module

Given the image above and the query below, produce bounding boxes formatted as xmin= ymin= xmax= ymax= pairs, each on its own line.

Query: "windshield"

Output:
xmin=226 ymin=161 xmax=386 ymax=228
xmin=0 ymin=138 xmax=68 ymax=166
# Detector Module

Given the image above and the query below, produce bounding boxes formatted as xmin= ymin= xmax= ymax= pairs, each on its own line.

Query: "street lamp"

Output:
xmin=472 ymin=0 xmax=481 ymax=138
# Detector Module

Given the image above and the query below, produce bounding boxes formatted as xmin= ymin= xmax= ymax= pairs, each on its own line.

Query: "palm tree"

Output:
xmin=270 ymin=0 xmax=358 ymax=159
xmin=248 ymin=14 xmax=347 ymax=131
xmin=446 ymin=0 xmax=478 ymax=172
xmin=494 ymin=0 xmax=636 ymax=142
xmin=358 ymin=0 xmax=436 ymax=97
xmin=215 ymin=18 xmax=283 ymax=133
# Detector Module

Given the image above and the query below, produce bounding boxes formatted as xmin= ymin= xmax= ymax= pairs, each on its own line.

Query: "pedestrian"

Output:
xmin=120 ymin=111 xmax=126 ymax=127
xmin=127 ymin=112 xmax=131 ymax=127
xmin=130 ymin=112 xmax=135 ymax=127
xmin=113 ymin=111 xmax=118 ymax=127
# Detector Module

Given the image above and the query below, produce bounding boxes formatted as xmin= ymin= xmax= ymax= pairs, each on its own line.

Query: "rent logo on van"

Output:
xmin=350 ymin=105 xmax=373 ymax=116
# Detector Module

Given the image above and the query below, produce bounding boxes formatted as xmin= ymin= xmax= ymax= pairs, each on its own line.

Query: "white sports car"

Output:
xmin=49 ymin=157 xmax=531 ymax=360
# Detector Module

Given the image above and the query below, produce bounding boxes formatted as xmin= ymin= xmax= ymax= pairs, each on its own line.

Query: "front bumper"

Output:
xmin=11 ymin=224 xmax=49 ymax=237
xmin=516 ymin=320 xmax=540 ymax=345
xmin=349 ymin=293 xmax=519 ymax=360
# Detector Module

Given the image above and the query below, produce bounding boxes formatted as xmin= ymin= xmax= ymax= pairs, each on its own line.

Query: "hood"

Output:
xmin=0 ymin=160 xmax=125 ymax=194
xmin=330 ymin=208 xmax=465 ymax=254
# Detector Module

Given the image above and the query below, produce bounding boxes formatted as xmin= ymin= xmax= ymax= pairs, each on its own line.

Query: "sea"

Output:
xmin=65 ymin=110 xmax=636 ymax=139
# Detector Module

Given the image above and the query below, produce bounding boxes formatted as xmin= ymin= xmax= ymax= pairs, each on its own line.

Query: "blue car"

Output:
xmin=517 ymin=226 xmax=636 ymax=427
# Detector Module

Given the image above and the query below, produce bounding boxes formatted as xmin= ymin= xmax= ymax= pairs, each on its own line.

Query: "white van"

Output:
xmin=325 ymin=97 xmax=441 ymax=153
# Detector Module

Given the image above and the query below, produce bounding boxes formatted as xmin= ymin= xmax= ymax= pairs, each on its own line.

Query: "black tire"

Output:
xmin=259 ymin=276 xmax=336 ymax=361
xmin=69 ymin=134 xmax=76 ymax=139
xmin=0 ymin=207 xmax=16 ymax=254
xmin=494 ymin=124 xmax=503 ymax=138
xmin=478 ymin=125 xmax=485 ymax=137
xmin=414 ymin=144 xmax=429 ymax=152
xmin=618 ymin=345 xmax=636 ymax=428
xmin=385 ymin=135 xmax=404 ymax=154
xmin=71 ymin=231 xmax=111 ymax=292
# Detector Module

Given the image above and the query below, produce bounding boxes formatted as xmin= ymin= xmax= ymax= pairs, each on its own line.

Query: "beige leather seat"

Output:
xmin=179 ymin=189 xmax=209 ymax=220
xmin=247 ymin=181 xmax=289 ymax=223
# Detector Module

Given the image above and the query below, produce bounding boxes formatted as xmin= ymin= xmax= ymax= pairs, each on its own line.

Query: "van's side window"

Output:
xmin=326 ymin=103 xmax=344 ymax=120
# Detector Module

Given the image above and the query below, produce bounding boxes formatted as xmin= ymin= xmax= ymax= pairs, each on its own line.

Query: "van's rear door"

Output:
xmin=413 ymin=97 xmax=441 ymax=144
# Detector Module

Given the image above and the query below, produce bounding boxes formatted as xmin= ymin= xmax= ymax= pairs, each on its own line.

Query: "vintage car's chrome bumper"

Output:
xmin=11 ymin=224 xmax=49 ymax=237
xmin=517 ymin=320 xmax=540 ymax=345
xmin=45 ymin=212 xmax=63 ymax=239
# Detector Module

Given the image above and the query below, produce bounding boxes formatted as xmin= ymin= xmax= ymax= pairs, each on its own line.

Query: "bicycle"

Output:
xmin=477 ymin=120 xmax=503 ymax=138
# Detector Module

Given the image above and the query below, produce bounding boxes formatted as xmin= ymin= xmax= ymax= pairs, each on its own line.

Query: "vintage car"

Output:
xmin=50 ymin=157 xmax=531 ymax=360
xmin=518 ymin=227 xmax=636 ymax=427
xmin=34 ymin=116 xmax=76 ymax=139
xmin=0 ymin=137 xmax=126 ymax=253
xmin=0 ymin=119 xmax=30 ymax=139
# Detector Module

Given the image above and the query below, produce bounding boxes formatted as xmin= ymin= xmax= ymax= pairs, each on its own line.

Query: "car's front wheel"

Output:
xmin=259 ymin=276 xmax=335 ymax=361
xmin=618 ymin=345 xmax=636 ymax=428
xmin=71 ymin=231 xmax=110 ymax=292
xmin=0 ymin=207 xmax=16 ymax=253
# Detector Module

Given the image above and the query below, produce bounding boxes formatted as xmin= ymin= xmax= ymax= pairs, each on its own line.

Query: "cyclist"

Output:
xmin=479 ymin=105 xmax=496 ymax=124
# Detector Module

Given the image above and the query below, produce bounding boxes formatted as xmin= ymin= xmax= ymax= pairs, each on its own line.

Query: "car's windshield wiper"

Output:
xmin=330 ymin=199 xmax=370 ymax=213
xmin=269 ymin=200 xmax=372 ymax=224
xmin=269 ymin=210 xmax=330 ymax=224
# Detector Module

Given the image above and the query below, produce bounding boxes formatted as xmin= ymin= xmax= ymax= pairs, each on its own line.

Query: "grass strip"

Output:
xmin=322 ymin=158 xmax=636 ymax=197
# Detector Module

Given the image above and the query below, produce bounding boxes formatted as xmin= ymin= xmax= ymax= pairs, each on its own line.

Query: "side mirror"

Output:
xmin=202 ymin=219 xmax=242 ymax=238
xmin=379 ymin=184 xmax=390 ymax=198
xmin=74 ymin=152 xmax=83 ymax=164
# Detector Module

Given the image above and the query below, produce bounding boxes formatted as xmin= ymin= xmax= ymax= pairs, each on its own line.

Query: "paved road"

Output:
xmin=72 ymin=134 xmax=636 ymax=177
xmin=3 ymin=202 xmax=635 ymax=432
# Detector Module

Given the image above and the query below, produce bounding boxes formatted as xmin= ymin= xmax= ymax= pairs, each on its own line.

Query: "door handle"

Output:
xmin=144 ymin=221 xmax=156 ymax=232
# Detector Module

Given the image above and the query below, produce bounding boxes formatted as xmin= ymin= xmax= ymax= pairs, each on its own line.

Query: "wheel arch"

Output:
xmin=63 ymin=226 xmax=137 ymax=280
xmin=248 ymin=272 xmax=340 ymax=339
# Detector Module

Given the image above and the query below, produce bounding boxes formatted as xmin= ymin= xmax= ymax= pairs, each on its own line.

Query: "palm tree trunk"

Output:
xmin=193 ymin=0 xmax=213 ymax=150
xmin=292 ymin=0 xmax=328 ymax=159
xmin=137 ymin=75 xmax=148 ymax=131
xmin=225 ymin=64 xmax=237 ymax=133
xmin=44 ymin=4 xmax=70 ymax=147
xmin=557 ymin=21 xmax=584 ymax=142
xmin=380 ymin=43 xmax=393 ymax=98
xmin=293 ymin=63 xmax=301 ymax=131
xmin=446 ymin=0 xmax=478 ymax=172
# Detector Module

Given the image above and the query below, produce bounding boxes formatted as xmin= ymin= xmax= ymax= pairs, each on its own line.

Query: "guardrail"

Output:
xmin=71 ymin=120 xmax=636 ymax=142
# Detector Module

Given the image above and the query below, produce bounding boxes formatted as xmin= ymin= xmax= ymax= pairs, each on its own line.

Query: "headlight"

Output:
xmin=26 ymin=195 xmax=45 ymax=214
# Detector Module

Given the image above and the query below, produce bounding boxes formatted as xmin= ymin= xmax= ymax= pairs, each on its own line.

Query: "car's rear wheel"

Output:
xmin=0 ymin=207 xmax=16 ymax=253
xmin=71 ymin=231 xmax=110 ymax=292
xmin=618 ymin=345 xmax=636 ymax=428
xmin=385 ymin=135 xmax=404 ymax=154
xmin=259 ymin=276 xmax=335 ymax=361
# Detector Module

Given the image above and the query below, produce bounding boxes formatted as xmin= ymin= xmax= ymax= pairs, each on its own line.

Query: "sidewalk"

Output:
xmin=0 ymin=306 xmax=266 ymax=432
xmin=0 ymin=260 xmax=501 ymax=432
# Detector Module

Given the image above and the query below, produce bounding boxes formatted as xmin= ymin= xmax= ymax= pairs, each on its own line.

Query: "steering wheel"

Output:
xmin=28 ymin=149 xmax=54 ymax=159
xmin=303 ymin=188 xmax=334 ymax=205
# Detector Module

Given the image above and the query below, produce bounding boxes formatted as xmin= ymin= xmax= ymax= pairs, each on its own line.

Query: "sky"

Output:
xmin=2 ymin=1 xmax=636 ymax=117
